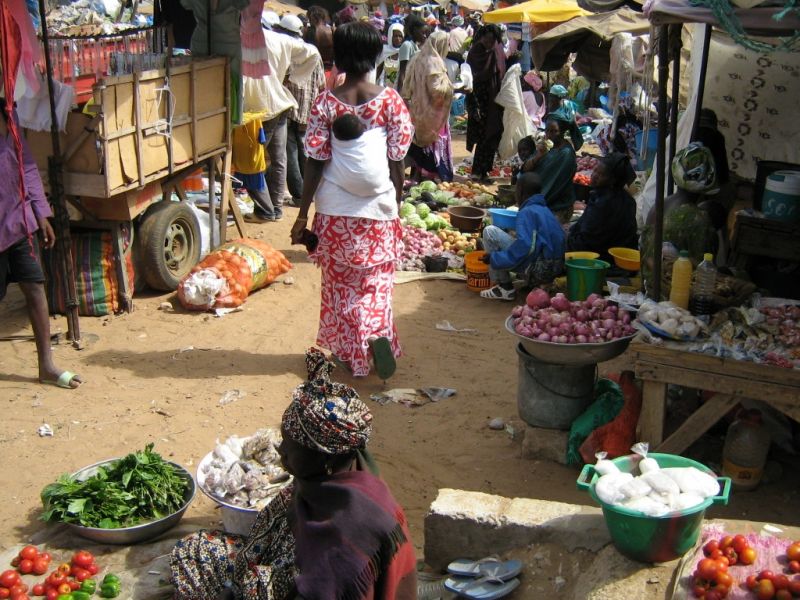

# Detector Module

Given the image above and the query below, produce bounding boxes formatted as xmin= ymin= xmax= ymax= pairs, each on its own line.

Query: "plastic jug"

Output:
xmin=722 ymin=409 xmax=771 ymax=491
xmin=691 ymin=253 xmax=717 ymax=316
xmin=669 ymin=250 xmax=693 ymax=310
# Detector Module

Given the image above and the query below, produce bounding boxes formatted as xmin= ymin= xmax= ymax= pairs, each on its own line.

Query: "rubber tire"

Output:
xmin=135 ymin=201 xmax=201 ymax=291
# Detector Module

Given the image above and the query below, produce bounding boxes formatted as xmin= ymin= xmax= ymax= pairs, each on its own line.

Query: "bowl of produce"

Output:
xmin=495 ymin=184 xmax=516 ymax=206
xmin=196 ymin=429 xmax=292 ymax=536
xmin=447 ymin=206 xmax=486 ymax=232
xmin=637 ymin=301 xmax=706 ymax=341
xmin=577 ymin=452 xmax=730 ymax=563
xmin=41 ymin=444 xmax=195 ymax=545
xmin=565 ymin=251 xmax=600 ymax=261
xmin=505 ymin=289 xmax=638 ymax=365
xmin=488 ymin=208 xmax=518 ymax=230
xmin=608 ymin=247 xmax=641 ymax=271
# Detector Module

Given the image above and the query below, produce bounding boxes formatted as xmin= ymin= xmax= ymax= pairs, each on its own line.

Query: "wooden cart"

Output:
xmin=25 ymin=56 xmax=245 ymax=310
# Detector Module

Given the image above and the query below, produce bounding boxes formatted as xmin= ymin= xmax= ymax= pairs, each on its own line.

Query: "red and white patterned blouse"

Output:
xmin=304 ymin=88 xmax=413 ymax=163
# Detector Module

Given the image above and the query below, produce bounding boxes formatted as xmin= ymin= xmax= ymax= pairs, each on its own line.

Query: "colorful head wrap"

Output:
xmin=524 ymin=70 xmax=543 ymax=92
xmin=549 ymin=84 xmax=568 ymax=98
xmin=546 ymin=106 xmax=583 ymax=151
xmin=337 ymin=5 xmax=356 ymax=24
xmin=282 ymin=348 xmax=373 ymax=455
xmin=672 ymin=142 xmax=717 ymax=193
xmin=450 ymin=15 xmax=464 ymax=27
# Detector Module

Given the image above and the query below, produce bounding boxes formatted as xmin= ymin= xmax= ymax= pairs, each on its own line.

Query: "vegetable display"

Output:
xmin=400 ymin=202 xmax=449 ymax=232
xmin=510 ymin=290 xmax=636 ymax=344
xmin=397 ymin=226 xmax=443 ymax=272
xmin=2 ymin=548 xmax=114 ymax=600
xmin=436 ymin=230 xmax=478 ymax=257
xmin=40 ymin=444 xmax=188 ymax=529
xmin=638 ymin=300 xmax=707 ymax=340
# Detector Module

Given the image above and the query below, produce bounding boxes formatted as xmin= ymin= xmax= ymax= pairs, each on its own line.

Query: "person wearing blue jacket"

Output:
xmin=480 ymin=173 xmax=566 ymax=300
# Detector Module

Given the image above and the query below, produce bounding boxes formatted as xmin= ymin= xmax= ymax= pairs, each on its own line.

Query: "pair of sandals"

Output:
xmin=480 ymin=285 xmax=516 ymax=301
xmin=444 ymin=558 xmax=522 ymax=599
xmin=331 ymin=336 xmax=396 ymax=380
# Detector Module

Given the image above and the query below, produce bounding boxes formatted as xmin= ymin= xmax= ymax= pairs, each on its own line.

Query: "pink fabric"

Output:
xmin=310 ymin=214 xmax=402 ymax=377
xmin=240 ymin=0 xmax=270 ymax=77
xmin=6 ymin=0 xmax=42 ymax=94
xmin=524 ymin=70 xmax=543 ymax=92
xmin=522 ymin=90 xmax=546 ymax=129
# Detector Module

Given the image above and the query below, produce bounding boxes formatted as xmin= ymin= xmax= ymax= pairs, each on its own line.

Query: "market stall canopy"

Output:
xmin=531 ymin=7 xmax=649 ymax=79
xmin=483 ymin=0 xmax=590 ymax=24
xmin=263 ymin=0 xmax=305 ymax=15
xmin=644 ymin=0 xmax=800 ymax=35
xmin=458 ymin=0 xmax=493 ymax=11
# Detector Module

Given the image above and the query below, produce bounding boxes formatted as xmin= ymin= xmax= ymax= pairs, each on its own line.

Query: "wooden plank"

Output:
xmin=635 ymin=361 xmax=799 ymax=405
xmin=218 ymin=155 xmax=229 ymax=245
xmin=191 ymin=61 xmax=198 ymax=165
xmin=657 ymin=394 xmax=739 ymax=454
xmin=132 ymin=72 xmax=146 ymax=187
xmin=207 ymin=159 xmax=217 ymax=250
xmin=112 ymin=223 xmax=133 ymax=313
xmin=638 ymin=380 xmax=667 ymax=446
xmin=61 ymin=114 xmax=102 ymax=162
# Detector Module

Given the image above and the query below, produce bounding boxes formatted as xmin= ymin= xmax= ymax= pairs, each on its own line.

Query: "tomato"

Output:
xmin=740 ymin=547 xmax=757 ymax=566
xmin=732 ymin=535 xmax=748 ymax=554
xmin=72 ymin=568 xmax=89 ymax=582
xmin=717 ymin=572 xmax=734 ymax=589
xmin=46 ymin=573 xmax=64 ymax=588
xmin=720 ymin=536 xmax=734 ymax=549
xmin=85 ymin=564 xmax=98 ymax=576
xmin=692 ymin=584 xmax=708 ymax=598
xmin=748 ymin=575 xmax=761 ymax=590
xmin=30 ymin=584 xmax=44 ymax=597
xmin=67 ymin=581 xmax=79 ymax=592
xmin=697 ymin=558 xmax=721 ymax=581
xmin=777 ymin=590 xmax=793 ymax=600
xmin=17 ymin=561 xmax=32 ymax=576
xmin=56 ymin=583 xmax=70 ymax=595
xmin=705 ymin=590 xmax=723 ymax=600
xmin=9 ymin=558 xmax=19 ymax=568
xmin=787 ymin=543 xmax=800 ymax=563
xmin=56 ymin=565 xmax=70 ymax=577
xmin=0 ymin=572 xmax=20 ymax=588
xmin=704 ymin=540 xmax=720 ymax=556
xmin=723 ymin=546 xmax=738 ymax=565
xmin=11 ymin=595 xmax=29 ymax=600
xmin=71 ymin=551 xmax=94 ymax=570
xmin=776 ymin=576 xmax=791 ymax=591
xmin=789 ymin=561 xmax=800 ymax=574
xmin=710 ymin=549 xmax=724 ymax=560
xmin=758 ymin=578 xmax=777 ymax=600
xmin=18 ymin=547 xmax=38 ymax=562
xmin=0 ymin=590 xmax=9 ymax=600
xmin=44 ymin=590 xmax=57 ymax=600
xmin=788 ymin=580 xmax=800 ymax=596
xmin=8 ymin=585 xmax=28 ymax=596
xmin=30 ymin=560 xmax=48 ymax=577
xmin=38 ymin=555 xmax=50 ymax=565
xmin=716 ymin=556 xmax=730 ymax=569
xmin=761 ymin=571 xmax=777 ymax=582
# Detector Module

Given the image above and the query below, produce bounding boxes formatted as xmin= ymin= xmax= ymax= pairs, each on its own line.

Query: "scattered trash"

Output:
xmin=370 ymin=387 xmax=456 ymax=408
xmin=554 ymin=576 xmax=566 ymax=588
xmin=283 ymin=276 xmax=295 ymax=285
xmin=179 ymin=346 xmax=194 ymax=353
xmin=435 ymin=320 xmax=477 ymax=334
xmin=214 ymin=306 xmax=244 ymax=317
xmin=147 ymin=571 xmax=161 ymax=575
xmin=647 ymin=576 xmax=660 ymax=584
xmin=159 ymin=302 xmax=172 ymax=311
xmin=151 ymin=407 xmax=173 ymax=417
xmin=488 ymin=417 xmax=505 ymax=430
xmin=219 ymin=389 xmax=246 ymax=406
xmin=138 ymin=333 xmax=147 ymax=339
xmin=762 ymin=524 xmax=783 ymax=536
xmin=505 ymin=423 xmax=517 ymax=439
xmin=37 ymin=424 xmax=54 ymax=437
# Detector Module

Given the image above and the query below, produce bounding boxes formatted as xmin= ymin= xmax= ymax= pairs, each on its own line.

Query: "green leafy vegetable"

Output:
xmin=40 ymin=444 xmax=188 ymax=528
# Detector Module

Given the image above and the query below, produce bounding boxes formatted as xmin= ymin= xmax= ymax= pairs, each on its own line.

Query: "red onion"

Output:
xmin=607 ymin=305 xmax=618 ymax=314
xmin=585 ymin=293 xmax=602 ymax=305
xmin=621 ymin=312 xmax=631 ymax=325
xmin=558 ymin=322 xmax=571 ymax=334
xmin=575 ymin=309 xmax=588 ymax=322
xmin=537 ymin=333 xmax=551 ymax=342
xmin=574 ymin=324 xmax=590 ymax=336
xmin=576 ymin=334 xmax=588 ymax=343
xmin=526 ymin=288 xmax=551 ymax=309
xmin=599 ymin=310 xmax=615 ymax=320
xmin=556 ymin=335 xmax=568 ymax=344
xmin=602 ymin=318 xmax=616 ymax=330
xmin=550 ymin=293 xmax=571 ymax=312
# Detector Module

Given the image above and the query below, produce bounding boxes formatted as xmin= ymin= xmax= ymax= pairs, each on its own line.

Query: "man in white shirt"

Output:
xmin=447 ymin=15 xmax=468 ymax=53
xmin=245 ymin=13 xmax=321 ymax=222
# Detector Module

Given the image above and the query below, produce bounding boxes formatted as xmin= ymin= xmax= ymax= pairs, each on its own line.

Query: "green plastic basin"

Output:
xmin=576 ymin=453 xmax=731 ymax=563
xmin=565 ymin=258 xmax=610 ymax=301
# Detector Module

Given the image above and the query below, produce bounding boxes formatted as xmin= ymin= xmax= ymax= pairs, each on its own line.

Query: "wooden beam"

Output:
xmin=61 ymin=113 xmax=102 ymax=162
xmin=657 ymin=394 xmax=739 ymax=454
xmin=638 ymin=380 xmax=667 ymax=447
xmin=132 ymin=71 xmax=146 ymax=188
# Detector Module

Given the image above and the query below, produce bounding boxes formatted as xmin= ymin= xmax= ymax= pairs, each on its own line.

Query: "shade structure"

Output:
xmin=483 ymin=0 xmax=590 ymax=24
xmin=459 ymin=0 xmax=493 ymax=11
xmin=531 ymin=7 xmax=650 ymax=79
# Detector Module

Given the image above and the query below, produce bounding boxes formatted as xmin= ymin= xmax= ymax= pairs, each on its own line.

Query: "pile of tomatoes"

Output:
xmin=0 ymin=548 xmax=100 ymax=600
xmin=704 ymin=535 xmax=758 ymax=567
xmin=691 ymin=535 xmax=759 ymax=599
xmin=744 ymin=570 xmax=800 ymax=599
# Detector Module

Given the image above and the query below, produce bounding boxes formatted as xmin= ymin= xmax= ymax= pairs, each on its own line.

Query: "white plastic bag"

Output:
xmin=594 ymin=451 xmax=621 ymax=476
xmin=619 ymin=477 xmax=652 ymax=500
xmin=631 ymin=441 xmax=660 ymax=474
xmin=661 ymin=467 xmax=720 ymax=498
xmin=670 ymin=492 xmax=706 ymax=511
xmin=641 ymin=470 xmax=681 ymax=496
xmin=179 ymin=270 xmax=226 ymax=309
xmin=622 ymin=495 xmax=671 ymax=517
xmin=596 ymin=472 xmax=633 ymax=505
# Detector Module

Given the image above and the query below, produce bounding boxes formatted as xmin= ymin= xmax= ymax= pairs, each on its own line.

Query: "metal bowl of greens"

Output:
xmin=41 ymin=444 xmax=196 ymax=545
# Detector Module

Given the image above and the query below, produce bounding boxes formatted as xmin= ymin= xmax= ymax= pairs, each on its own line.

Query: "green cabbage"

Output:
xmin=400 ymin=202 xmax=416 ymax=218
xmin=416 ymin=204 xmax=431 ymax=219
xmin=419 ymin=180 xmax=438 ymax=193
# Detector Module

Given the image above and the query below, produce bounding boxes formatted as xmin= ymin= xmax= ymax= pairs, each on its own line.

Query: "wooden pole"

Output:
xmin=690 ymin=24 xmax=713 ymax=141
xmin=653 ymin=25 xmax=670 ymax=302
xmin=38 ymin=0 xmax=81 ymax=344
xmin=667 ymin=25 xmax=681 ymax=196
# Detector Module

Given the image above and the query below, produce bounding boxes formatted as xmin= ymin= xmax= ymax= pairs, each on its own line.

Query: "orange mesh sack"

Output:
xmin=177 ymin=239 xmax=292 ymax=310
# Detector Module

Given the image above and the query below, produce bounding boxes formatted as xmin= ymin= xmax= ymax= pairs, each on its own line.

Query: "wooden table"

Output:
xmin=631 ymin=341 xmax=800 ymax=454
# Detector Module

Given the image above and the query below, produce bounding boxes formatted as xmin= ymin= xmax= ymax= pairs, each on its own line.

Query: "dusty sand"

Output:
xmin=1 ymin=135 xmax=797 ymax=561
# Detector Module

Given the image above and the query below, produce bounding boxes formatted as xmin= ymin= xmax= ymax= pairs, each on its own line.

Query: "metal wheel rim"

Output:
xmin=163 ymin=218 xmax=194 ymax=274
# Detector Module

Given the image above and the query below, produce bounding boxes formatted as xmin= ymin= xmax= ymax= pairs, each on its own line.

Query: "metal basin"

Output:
xmin=505 ymin=316 xmax=636 ymax=366
xmin=64 ymin=459 xmax=196 ymax=545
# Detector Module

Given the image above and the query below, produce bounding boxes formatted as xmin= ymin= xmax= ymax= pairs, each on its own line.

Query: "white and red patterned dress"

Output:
xmin=304 ymin=88 xmax=413 ymax=376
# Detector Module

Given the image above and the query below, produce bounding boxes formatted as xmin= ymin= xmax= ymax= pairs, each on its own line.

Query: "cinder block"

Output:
xmin=521 ymin=425 xmax=570 ymax=465
xmin=424 ymin=489 xmax=610 ymax=570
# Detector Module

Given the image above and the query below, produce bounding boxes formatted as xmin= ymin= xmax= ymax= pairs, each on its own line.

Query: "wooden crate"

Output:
xmin=26 ymin=57 xmax=229 ymax=200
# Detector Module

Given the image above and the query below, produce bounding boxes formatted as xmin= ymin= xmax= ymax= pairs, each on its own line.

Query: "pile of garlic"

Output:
xmin=593 ymin=444 xmax=720 ymax=517
xmin=200 ymin=428 xmax=291 ymax=510
xmin=638 ymin=300 xmax=707 ymax=339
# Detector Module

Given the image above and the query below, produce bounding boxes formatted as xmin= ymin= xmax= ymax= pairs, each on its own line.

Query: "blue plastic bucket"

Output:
xmin=762 ymin=170 xmax=800 ymax=223
xmin=450 ymin=94 xmax=466 ymax=117
xmin=634 ymin=128 xmax=658 ymax=171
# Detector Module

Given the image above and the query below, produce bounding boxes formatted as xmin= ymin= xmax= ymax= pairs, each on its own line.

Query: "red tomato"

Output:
xmin=9 ymin=558 xmax=19 ymax=568
xmin=732 ymin=535 xmax=748 ymax=554
xmin=55 ymin=565 xmax=70 ymax=577
xmin=761 ymin=571 xmax=777 ymax=582
xmin=71 ymin=550 xmax=94 ymax=568
xmin=11 ymin=595 xmax=29 ymax=600
xmin=67 ymin=581 xmax=79 ymax=592
xmin=705 ymin=590 xmax=723 ymax=600
xmin=30 ymin=584 xmax=44 ymax=597
xmin=776 ymin=590 xmax=793 ymax=600
xmin=38 ymin=555 xmax=50 ymax=565
xmin=717 ymin=572 xmax=734 ymax=589
xmin=787 ymin=544 xmax=800 ymax=563
xmin=0 ymin=589 xmax=9 ymax=600
xmin=44 ymin=590 xmax=58 ymax=600
xmin=720 ymin=536 xmax=734 ymax=549
xmin=85 ymin=564 xmax=99 ymax=576
xmin=723 ymin=546 xmax=738 ymax=565
xmin=8 ymin=584 xmax=28 ymax=596
xmin=56 ymin=583 xmax=70 ymax=595
xmin=758 ymin=578 xmax=777 ymax=600
xmin=787 ymin=580 xmax=800 ymax=596
xmin=788 ymin=561 xmax=800 ymax=574
xmin=710 ymin=549 xmax=724 ymax=560
xmin=72 ymin=569 xmax=89 ymax=583
xmin=740 ymin=547 xmax=757 ymax=566
xmin=31 ymin=560 xmax=48 ymax=577
xmin=0 ymin=572 xmax=20 ymax=589
xmin=704 ymin=540 xmax=720 ymax=556
xmin=698 ymin=559 xmax=722 ymax=581
xmin=17 ymin=562 xmax=32 ymax=576
xmin=692 ymin=584 xmax=708 ymax=598
xmin=776 ymin=576 xmax=791 ymax=591
xmin=18 ymin=548 xmax=38 ymax=562
xmin=716 ymin=556 xmax=730 ymax=570
xmin=46 ymin=573 xmax=64 ymax=588
xmin=747 ymin=575 xmax=761 ymax=590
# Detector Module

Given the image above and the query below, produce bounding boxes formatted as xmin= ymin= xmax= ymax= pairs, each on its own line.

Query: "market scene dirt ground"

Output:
xmin=1 ymin=135 xmax=799 ymax=593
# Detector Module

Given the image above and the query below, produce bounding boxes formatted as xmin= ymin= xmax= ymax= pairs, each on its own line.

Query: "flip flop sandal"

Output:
xmin=447 ymin=558 xmax=523 ymax=581
xmin=480 ymin=285 xmax=516 ymax=301
xmin=42 ymin=370 xmax=82 ymax=389
xmin=368 ymin=336 xmax=396 ymax=380
xmin=444 ymin=575 xmax=520 ymax=599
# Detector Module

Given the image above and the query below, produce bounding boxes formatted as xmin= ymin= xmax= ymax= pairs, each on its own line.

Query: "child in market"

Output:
xmin=480 ymin=172 xmax=565 ymax=301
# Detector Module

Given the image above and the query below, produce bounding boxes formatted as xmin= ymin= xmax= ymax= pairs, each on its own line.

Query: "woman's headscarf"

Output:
xmin=524 ymin=70 xmax=543 ymax=92
xmin=450 ymin=15 xmax=464 ymax=27
xmin=672 ymin=142 xmax=717 ymax=194
xmin=547 ymin=106 xmax=583 ymax=151
xmin=402 ymin=30 xmax=454 ymax=147
xmin=282 ymin=348 xmax=372 ymax=455
xmin=602 ymin=152 xmax=636 ymax=188
xmin=549 ymin=84 xmax=568 ymax=98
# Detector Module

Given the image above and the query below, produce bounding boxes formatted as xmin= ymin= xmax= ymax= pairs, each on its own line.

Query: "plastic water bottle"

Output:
xmin=669 ymin=250 xmax=693 ymax=309
xmin=722 ymin=409 xmax=771 ymax=491
xmin=691 ymin=253 xmax=717 ymax=317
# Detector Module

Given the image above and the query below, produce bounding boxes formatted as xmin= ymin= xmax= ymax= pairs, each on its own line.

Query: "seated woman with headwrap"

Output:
xmin=520 ymin=108 xmax=583 ymax=223
xmin=567 ymin=152 xmax=638 ymax=264
xmin=170 ymin=349 xmax=417 ymax=600
xmin=548 ymin=84 xmax=579 ymax=123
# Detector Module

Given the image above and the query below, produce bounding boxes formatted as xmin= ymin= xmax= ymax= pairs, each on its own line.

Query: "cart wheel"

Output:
xmin=135 ymin=201 xmax=201 ymax=291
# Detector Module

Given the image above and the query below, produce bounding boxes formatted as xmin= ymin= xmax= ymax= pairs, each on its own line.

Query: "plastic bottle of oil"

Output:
xmin=669 ymin=250 xmax=693 ymax=309
xmin=691 ymin=253 xmax=717 ymax=317
xmin=722 ymin=409 xmax=771 ymax=491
